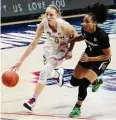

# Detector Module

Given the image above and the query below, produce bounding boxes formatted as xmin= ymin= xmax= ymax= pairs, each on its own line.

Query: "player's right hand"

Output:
xmin=10 ymin=61 xmax=22 ymax=71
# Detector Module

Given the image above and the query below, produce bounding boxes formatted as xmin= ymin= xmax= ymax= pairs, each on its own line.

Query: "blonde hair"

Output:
xmin=48 ymin=4 xmax=61 ymax=16
xmin=39 ymin=4 xmax=62 ymax=21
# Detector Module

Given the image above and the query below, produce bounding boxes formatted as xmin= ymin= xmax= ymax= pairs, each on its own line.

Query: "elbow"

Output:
xmin=103 ymin=48 xmax=111 ymax=60
xmin=107 ymin=51 xmax=112 ymax=59
xmin=105 ymin=54 xmax=111 ymax=60
xmin=108 ymin=53 xmax=112 ymax=59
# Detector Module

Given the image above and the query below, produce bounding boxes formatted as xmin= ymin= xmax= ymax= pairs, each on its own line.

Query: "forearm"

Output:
xmin=68 ymin=42 xmax=75 ymax=52
xmin=89 ymin=54 xmax=111 ymax=62
xmin=67 ymin=35 xmax=84 ymax=52
xmin=69 ymin=35 xmax=84 ymax=43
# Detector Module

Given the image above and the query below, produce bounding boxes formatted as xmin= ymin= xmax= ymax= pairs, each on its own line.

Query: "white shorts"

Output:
xmin=43 ymin=46 xmax=67 ymax=65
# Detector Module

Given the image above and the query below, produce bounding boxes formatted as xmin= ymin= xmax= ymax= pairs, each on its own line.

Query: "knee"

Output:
xmin=39 ymin=68 xmax=48 ymax=79
xmin=49 ymin=58 xmax=59 ymax=67
xmin=38 ymin=63 xmax=54 ymax=84
xmin=38 ymin=69 xmax=48 ymax=84
xmin=78 ymin=78 xmax=90 ymax=101
xmin=70 ymin=75 xmax=81 ymax=87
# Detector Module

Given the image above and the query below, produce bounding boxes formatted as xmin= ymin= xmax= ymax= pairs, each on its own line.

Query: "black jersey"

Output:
xmin=81 ymin=26 xmax=110 ymax=57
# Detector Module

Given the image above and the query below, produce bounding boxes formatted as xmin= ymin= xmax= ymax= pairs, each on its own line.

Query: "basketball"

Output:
xmin=2 ymin=71 xmax=19 ymax=87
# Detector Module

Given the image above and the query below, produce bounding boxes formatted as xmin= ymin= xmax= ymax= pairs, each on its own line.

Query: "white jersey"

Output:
xmin=42 ymin=18 xmax=69 ymax=64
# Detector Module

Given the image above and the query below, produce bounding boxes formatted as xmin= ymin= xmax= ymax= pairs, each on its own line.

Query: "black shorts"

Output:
xmin=78 ymin=59 xmax=111 ymax=76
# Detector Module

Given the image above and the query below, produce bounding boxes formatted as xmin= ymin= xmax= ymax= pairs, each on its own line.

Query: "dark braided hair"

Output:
xmin=86 ymin=3 xmax=108 ymax=23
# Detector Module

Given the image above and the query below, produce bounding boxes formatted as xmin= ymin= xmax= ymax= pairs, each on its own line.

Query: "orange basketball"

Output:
xmin=2 ymin=71 xmax=19 ymax=87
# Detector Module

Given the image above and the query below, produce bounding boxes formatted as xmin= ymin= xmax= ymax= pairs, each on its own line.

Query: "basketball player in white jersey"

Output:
xmin=11 ymin=4 xmax=78 ymax=110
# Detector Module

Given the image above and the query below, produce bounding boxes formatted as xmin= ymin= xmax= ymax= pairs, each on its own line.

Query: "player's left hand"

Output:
xmin=59 ymin=40 xmax=68 ymax=48
xmin=59 ymin=40 xmax=68 ymax=52
xmin=65 ymin=51 xmax=72 ymax=59
xmin=80 ymin=53 xmax=89 ymax=62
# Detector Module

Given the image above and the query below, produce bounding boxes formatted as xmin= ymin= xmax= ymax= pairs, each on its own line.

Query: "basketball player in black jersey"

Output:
xmin=68 ymin=3 xmax=111 ymax=117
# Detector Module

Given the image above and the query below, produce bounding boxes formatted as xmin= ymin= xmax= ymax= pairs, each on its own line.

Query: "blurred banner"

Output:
xmin=1 ymin=0 xmax=114 ymax=18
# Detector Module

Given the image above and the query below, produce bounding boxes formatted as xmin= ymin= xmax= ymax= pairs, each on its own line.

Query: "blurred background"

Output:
xmin=1 ymin=1 xmax=116 ymax=120
xmin=1 ymin=0 xmax=115 ymax=24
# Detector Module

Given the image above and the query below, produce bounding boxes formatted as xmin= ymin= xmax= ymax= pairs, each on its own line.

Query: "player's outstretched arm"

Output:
xmin=69 ymin=35 xmax=85 ymax=43
xmin=11 ymin=22 xmax=44 ymax=71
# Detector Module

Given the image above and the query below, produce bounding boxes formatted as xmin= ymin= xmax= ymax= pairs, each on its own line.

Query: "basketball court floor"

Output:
xmin=1 ymin=13 xmax=116 ymax=120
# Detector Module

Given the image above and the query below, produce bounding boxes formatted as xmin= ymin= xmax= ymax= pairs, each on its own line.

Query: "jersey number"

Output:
xmin=55 ymin=38 xmax=59 ymax=43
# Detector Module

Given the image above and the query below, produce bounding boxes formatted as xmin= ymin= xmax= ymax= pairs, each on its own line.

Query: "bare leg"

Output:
xmin=76 ymin=100 xmax=83 ymax=106
xmin=33 ymin=83 xmax=45 ymax=100
xmin=32 ymin=59 xmax=60 ymax=100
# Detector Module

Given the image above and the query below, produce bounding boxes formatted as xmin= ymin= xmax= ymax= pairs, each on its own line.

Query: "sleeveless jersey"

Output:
xmin=42 ymin=18 xmax=69 ymax=63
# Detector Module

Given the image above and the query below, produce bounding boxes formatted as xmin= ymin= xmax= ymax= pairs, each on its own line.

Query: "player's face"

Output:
xmin=45 ymin=7 xmax=58 ymax=23
xmin=82 ymin=15 xmax=96 ymax=32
